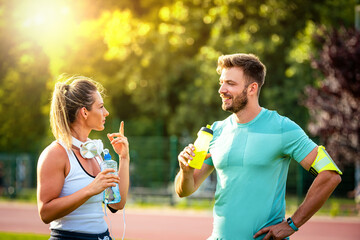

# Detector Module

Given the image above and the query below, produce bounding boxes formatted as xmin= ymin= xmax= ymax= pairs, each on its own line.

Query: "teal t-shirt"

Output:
xmin=204 ymin=108 xmax=316 ymax=240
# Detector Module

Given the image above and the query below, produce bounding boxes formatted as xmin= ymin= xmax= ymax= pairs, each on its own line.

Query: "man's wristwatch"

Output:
xmin=287 ymin=217 xmax=299 ymax=231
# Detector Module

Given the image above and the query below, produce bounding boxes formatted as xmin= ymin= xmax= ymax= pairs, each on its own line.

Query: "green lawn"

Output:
xmin=130 ymin=195 xmax=358 ymax=217
xmin=3 ymin=188 xmax=358 ymax=217
xmin=0 ymin=232 xmax=49 ymax=240
xmin=1 ymin=189 xmax=358 ymax=217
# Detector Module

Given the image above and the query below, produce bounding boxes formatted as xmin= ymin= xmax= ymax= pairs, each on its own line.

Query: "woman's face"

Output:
xmin=85 ymin=91 xmax=109 ymax=131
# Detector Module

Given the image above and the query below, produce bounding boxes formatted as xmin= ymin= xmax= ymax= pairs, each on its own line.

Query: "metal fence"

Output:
xmin=0 ymin=153 xmax=36 ymax=198
xmin=0 ymin=136 xmax=356 ymax=201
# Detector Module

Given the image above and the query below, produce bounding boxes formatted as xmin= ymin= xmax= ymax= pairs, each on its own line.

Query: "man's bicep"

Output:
xmin=299 ymin=146 xmax=318 ymax=171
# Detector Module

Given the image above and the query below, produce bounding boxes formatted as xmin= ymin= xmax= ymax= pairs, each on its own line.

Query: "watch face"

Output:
xmin=287 ymin=218 xmax=292 ymax=224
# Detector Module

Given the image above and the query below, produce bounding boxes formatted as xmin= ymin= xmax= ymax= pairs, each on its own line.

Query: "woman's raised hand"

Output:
xmin=107 ymin=121 xmax=129 ymax=160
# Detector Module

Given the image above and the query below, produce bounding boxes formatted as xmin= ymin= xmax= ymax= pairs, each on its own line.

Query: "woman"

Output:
xmin=37 ymin=75 xmax=130 ymax=240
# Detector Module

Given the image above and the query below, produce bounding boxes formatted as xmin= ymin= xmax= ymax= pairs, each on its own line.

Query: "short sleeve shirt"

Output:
xmin=204 ymin=108 xmax=316 ymax=240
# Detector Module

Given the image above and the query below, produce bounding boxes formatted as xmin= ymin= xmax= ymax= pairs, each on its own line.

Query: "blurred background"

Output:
xmin=0 ymin=0 xmax=359 ymax=217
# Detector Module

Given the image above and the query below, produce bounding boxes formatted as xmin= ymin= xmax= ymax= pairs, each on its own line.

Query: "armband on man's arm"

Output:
xmin=309 ymin=146 xmax=343 ymax=177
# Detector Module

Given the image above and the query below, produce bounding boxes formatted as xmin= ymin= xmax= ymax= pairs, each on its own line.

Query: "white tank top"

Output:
xmin=50 ymin=141 xmax=108 ymax=233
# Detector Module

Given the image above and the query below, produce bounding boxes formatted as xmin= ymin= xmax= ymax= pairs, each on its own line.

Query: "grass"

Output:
xmin=129 ymin=194 xmax=359 ymax=217
xmin=285 ymin=195 xmax=359 ymax=217
xmin=0 ymin=232 xmax=49 ymax=240
xmin=2 ymin=188 xmax=358 ymax=217
xmin=1 ymin=188 xmax=358 ymax=216
xmin=0 ymin=188 xmax=37 ymax=203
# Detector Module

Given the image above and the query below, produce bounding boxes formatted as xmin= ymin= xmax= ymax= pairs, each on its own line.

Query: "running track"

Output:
xmin=0 ymin=202 xmax=359 ymax=240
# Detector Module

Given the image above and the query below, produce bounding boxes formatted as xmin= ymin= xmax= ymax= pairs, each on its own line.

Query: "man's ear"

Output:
xmin=248 ymin=82 xmax=258 ymax=96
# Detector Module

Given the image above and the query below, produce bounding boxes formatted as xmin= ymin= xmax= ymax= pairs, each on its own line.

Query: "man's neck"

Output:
xmin=233 ymin=104 xmax=262 ymax=124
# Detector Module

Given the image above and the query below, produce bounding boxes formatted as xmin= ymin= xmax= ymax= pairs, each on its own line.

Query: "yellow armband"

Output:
xmin=309 ymin=146 xmax=342 ymax=177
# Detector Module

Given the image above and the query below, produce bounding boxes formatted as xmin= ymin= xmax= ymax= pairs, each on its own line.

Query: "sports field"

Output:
xmin=0 ymin=201 xmax=359 ymax=240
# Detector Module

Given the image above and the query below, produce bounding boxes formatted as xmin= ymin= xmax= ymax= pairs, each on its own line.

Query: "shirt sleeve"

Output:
xmin=204 ymin=156 xmax=214 ymax=166
xmin=281 ymin=117 xmax=317 ymax=163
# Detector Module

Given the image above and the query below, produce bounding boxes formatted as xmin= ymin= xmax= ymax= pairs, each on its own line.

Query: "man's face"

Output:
xmin=218 ymin=67 xmax=249 ymax=113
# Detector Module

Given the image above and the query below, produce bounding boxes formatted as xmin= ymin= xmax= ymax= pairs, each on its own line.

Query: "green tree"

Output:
xmin=89 ymin=0 xmax=356 ymax=137
xmin=304 ymin=27 xmax=360 ymax=201
xmin=1 ymin=0 xmax=357 ymax=187
xmin=0 ymin=1 xmax=50 ymax=153
xmin=43 ymin=0 xmax=356 ymax=139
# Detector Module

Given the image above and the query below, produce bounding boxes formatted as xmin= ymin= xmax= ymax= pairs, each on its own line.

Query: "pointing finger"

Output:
xmin=119 ymin=121 xmax=124 ymax=135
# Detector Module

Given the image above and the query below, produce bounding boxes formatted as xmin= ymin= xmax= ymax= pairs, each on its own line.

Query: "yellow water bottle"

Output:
xmin=188 ymin=124 xmax=214 ymax=169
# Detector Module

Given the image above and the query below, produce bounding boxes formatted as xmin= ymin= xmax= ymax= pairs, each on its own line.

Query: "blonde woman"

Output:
xmin=37 ymin=76 xmax=129 ymax=240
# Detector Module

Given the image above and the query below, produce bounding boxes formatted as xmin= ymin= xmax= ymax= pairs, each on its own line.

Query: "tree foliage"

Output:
xmin=0 ymin=0 xmax=357 ymax=154
xmin=0 ymin=1 xmax=50 ymax=153
xmin=305 ymin=27 xmax=360 ymax=166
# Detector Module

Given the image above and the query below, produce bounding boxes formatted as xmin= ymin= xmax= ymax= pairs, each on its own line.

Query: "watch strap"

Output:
xmin=287 ymin=217 xmax=299 ymax=231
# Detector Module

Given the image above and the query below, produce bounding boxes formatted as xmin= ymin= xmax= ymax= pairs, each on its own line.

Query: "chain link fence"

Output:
xmin=0 ymin=136 xmax=355 ymax=204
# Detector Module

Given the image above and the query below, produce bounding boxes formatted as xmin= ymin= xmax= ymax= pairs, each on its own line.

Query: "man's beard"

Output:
xmin=222 ymin=87 xmax=248 ymax=113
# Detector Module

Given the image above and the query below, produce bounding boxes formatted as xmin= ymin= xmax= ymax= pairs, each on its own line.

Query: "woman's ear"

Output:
xmin=80 ymin=107 xmax=88 ymax=120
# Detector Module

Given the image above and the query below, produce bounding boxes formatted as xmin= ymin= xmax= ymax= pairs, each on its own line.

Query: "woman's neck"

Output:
xmin=70 ymin=123 xmax=90 ymax=142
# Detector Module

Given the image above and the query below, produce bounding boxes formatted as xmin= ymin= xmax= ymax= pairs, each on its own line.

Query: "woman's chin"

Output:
xmin=94 ymin=125 xmax=105 ymax=131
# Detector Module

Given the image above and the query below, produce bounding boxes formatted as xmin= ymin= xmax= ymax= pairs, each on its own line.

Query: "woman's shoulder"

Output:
xmin=38 ymin=141 xmax=69 ymax=167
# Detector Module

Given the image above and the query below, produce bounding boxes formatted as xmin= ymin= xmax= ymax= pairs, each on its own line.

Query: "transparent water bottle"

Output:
xmin=188 ymin=125 xmax=213 ymax=169
xmin=100 ymin=149 xmax=121 ymax=204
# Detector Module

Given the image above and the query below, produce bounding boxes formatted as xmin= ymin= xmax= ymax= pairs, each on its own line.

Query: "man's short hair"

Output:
xmin=217 ymin=53 xmax=266 ymax=92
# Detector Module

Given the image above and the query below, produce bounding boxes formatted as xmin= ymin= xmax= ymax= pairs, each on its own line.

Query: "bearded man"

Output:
xmin=175 ymin=53 xmax=342 ymax=240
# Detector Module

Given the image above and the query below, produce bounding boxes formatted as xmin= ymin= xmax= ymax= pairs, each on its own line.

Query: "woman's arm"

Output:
xmin=107 ymin=121 xmax=130 ymax=210
xmin=37 ymin=142 xmax=120 ymax=223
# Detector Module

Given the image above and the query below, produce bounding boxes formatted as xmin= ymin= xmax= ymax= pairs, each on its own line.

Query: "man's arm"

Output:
xmin=289 ymin=146 xmax=342 ymax=227
xmin=254 ymin=147 xmax=342 ymax=240
xmin=175 ymin=144 xmax=214 ymax=197
xmin=291 ymin=170 xmax=341 ymax=226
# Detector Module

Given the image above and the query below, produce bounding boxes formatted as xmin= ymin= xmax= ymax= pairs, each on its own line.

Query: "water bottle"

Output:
xmin=188 ymin=125 xmax=214 ymax=169
xmin=100 ymin=149 xmax=121 ymax=204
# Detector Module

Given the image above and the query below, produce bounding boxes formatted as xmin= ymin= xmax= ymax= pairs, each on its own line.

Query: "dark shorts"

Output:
xmin=50 ymin=229 xmax=112 ymax=240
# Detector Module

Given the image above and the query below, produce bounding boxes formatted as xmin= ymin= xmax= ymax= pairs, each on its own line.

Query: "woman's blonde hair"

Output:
xmin=50 ymin=75 xmax=104 ymax=149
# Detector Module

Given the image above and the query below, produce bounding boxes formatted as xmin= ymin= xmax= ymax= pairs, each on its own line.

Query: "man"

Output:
xmin=175 ymin=53 xmax=342 ymax=240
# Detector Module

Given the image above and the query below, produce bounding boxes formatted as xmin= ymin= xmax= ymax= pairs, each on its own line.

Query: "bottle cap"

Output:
xmin=103 ymin=148 xmax=112 ymax=160
xmin=200 ymin=124 xmax=213 ymax=135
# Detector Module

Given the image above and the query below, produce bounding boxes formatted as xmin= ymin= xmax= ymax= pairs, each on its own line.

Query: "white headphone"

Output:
xmin=72 ymin=136 xmax=104 ymax=159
